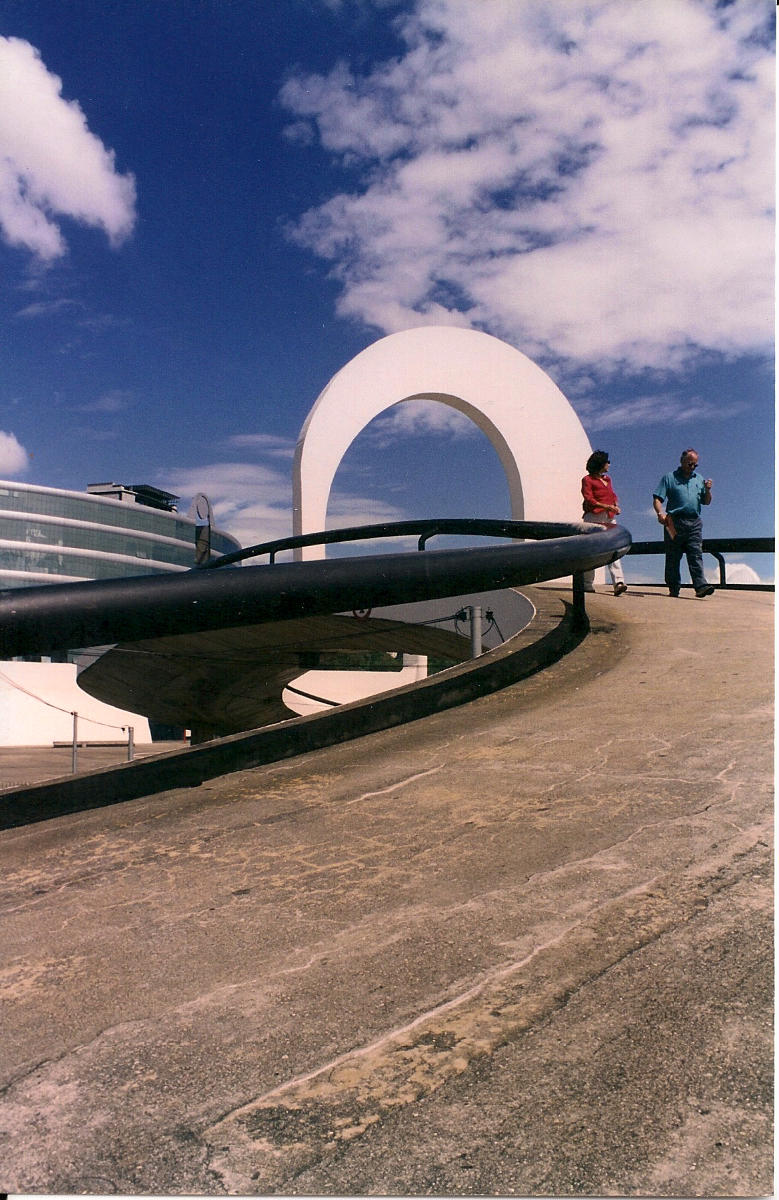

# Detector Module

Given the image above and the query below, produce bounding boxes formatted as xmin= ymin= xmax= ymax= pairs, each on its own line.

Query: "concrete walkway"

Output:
xmin=0 ymin=586 xmax=772 ymax=1197
xmin=0 ymin=740 xmax=186 ymax=792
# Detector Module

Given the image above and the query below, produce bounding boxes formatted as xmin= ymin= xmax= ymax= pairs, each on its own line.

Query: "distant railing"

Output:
xmin=206 ymin=517 xmax=619 ymax=567
xmin=627 ymin=536 xmax=774 ymax=590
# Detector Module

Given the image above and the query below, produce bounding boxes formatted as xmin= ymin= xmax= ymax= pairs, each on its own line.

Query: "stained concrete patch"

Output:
xmin=203 ymin=837 xmax=772 ymax=1194
xmin=278 ymin=851 xmax=772 ymax=1198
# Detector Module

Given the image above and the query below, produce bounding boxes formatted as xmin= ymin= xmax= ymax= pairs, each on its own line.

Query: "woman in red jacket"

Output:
xmin=581 ymin=449 xmax=627 ymax=595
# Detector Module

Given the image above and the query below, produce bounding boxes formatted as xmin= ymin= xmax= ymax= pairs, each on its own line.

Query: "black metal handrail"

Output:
xmin=205 ymin=518 xmax=604 ymax=567
xmin=0 ymin=520 xmax=631 ymax=658
xmin=627 ymin=536 xmax=774 ymax=589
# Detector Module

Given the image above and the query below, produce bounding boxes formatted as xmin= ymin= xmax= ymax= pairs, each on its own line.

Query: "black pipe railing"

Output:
xmin=627 ymin=536 xmax=774 ymax=589
xmin=0 ymin=520 xmax=631 ymax=658
xmin=205 ymin=518 xmax=607 ymax=567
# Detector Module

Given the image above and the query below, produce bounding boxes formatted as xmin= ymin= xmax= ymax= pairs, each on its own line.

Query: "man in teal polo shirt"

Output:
xmin=653 ymin=448 xmax=715 ymax=598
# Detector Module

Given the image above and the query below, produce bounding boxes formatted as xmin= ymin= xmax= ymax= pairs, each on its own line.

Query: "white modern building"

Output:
xmin=0 ymin=480 xmax=240 ymax=589
xmin=0 ymin=480 xmax=241 ymax=747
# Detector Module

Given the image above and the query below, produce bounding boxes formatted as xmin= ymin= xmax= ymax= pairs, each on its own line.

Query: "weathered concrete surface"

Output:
xmin=0 ymin=586 xmax=772 ymax=1196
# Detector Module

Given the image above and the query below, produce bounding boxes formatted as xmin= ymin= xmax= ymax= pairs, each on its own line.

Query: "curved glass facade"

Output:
xmin=0 ymin=482 xmax=242 ymax=589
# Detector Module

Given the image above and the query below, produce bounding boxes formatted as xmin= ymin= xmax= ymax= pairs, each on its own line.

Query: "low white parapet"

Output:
xmin=283 ymin=654 xmax=429 ymax=716
xmin=0 ymin=660 xmax=151 ymax=746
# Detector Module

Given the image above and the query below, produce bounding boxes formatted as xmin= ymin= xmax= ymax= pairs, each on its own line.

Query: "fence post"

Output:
xmin=127 ymin=726 xmax=135 ymax=761
xmin=71 ymin=711 xmax=78 ymax=774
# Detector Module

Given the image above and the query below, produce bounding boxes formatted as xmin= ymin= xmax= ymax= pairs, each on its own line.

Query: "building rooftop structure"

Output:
xmin=0 ymin=479 xmax=240 ymax=590
xmin=86 ymin=482 xmax=181 ymax=511
xmin=0 ymin=478 xmax=243 ymax=746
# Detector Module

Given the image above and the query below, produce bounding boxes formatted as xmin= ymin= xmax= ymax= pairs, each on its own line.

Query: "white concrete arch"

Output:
xmin=293 ymin=326 xmax=592 ymax=560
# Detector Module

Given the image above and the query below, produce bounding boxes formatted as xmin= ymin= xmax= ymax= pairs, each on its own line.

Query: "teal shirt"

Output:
xmin=653 ymin=468 xmax=707 ymax=518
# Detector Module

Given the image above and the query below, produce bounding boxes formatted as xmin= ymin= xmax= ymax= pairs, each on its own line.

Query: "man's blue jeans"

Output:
xmin=664 ymin=515 xmax=707 ymax=592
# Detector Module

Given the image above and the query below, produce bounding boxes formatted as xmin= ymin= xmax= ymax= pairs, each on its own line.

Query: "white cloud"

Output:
xmin=76 ymin=389 xmax=134 ymax=414
xmin=368 ymin=397 xmax=478 ymax=444
xmin=14 ymin=297 xmax=82 ymax=319
xmin=724 ymin=562 xmax=763 ymax=585
xmin=160 ymin=459 xmax=410 ymax=550
xmin=225 ymin=433 xmax=297 ymax=458
xmin=326 ymin=489 xmax=409 ymax=529
xmin=0 ymin=430 xmax=30 ymax=476
xmin=705 ymin=560 xmax=765 ymax=585
xmin=281 ymin=0 xmax=774 ymax=374
xmin=0 ymin=37 xmax=136 ymax=260
xmin=579 ymin=391 xmax=751 ymax=432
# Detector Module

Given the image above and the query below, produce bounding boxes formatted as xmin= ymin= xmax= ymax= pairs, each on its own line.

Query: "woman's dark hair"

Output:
xmin=586 ymin=450 xmax=610 ymax=475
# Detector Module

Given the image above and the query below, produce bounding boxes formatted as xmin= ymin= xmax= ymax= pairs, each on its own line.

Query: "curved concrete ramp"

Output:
xmin=0 ymin=588 xmax=772 ymax=1195
xmin=77 ymin=612 xmax=476 ymax=736
xmin=0 ymin=587 xmax=574 ymax=825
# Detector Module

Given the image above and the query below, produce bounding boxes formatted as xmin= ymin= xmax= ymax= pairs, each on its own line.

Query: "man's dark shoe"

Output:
xmin=668 ymin=589 xmax=680 ymax=597
xmin=695 ymin=584 xmax=715 ymax=598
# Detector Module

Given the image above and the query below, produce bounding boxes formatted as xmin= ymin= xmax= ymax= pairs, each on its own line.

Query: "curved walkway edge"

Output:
xmin=0 ymin=586 xmax=583 ymax=828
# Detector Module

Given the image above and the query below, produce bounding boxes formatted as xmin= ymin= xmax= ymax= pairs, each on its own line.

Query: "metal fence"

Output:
xmin=626 ymin=536 xmax=774 ymax=589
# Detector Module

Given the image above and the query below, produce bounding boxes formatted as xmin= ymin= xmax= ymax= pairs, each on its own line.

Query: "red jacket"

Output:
xmin=582 ymin=472 xmax=618 ymax=516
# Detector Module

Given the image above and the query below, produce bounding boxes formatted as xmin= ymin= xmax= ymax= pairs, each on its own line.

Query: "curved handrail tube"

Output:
xmin=206 ymin=518 xmax=608 ymax=568
xmin=0 ymin=522 xmax=630 ymax=659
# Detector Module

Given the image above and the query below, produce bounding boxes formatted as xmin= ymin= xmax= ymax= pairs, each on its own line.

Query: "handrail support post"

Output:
xmin=572 ymin=571 xmax=589 ymax=633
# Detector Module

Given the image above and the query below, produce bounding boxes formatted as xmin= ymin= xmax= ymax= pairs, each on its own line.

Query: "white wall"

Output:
xmin=282 ymin=654 xmax=428 ymax=716
xmin=0 ymin=661 xmax=152 ymax=746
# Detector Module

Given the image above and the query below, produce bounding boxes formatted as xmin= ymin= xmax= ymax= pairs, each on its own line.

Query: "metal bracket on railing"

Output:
xmin=468 ymin=605 xmax=483 ymax=658
xmin=711 ymin=551 xmax=727 ymax=587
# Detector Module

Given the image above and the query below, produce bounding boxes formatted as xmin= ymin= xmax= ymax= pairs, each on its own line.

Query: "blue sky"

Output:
xmin=0 ymin=0 xmax=774 ymax=581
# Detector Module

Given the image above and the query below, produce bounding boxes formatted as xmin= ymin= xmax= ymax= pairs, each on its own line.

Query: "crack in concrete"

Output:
xmin=344 ymin=764 xmax=446 ymax=807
